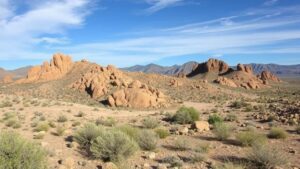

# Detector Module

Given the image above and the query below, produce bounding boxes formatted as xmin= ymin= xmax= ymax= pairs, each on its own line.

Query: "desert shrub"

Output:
xmin=6 ymin=119 xmax=21 ymax=128
xmin=57 ymin=115 xmax=68 ymax=123
xmin=72 ymin=121 xmax=81 ymax=127
xmin=225 ymin=114 xmax=237 ymax=122
xmin=155 ymin=128 xmax=170 ymax=139
xmin=195 ymin=142 xmax=210 ymax=153
xmin=33 ymin=132 xmax=45 ymax=139
xmin=173 ymin=138 xmax=190 ymax=151
xmin=118 ymin=125 xmax=140 ymax=140
xmin=48 ymin=120 xmax=56 ymax=128
xmin=248 ymin=144 xmax=288 ymax=169
xmin=172 ymin=106 xmax=199 ymax=124
xmin=137 ymin=129 xmax=158 ymax=151
xmin=161 ymin=156 xmax=183 ymax=167
xmin=230 ymin=100 xmax=249 ymax=109
xmin=55 ymin=125 xmax=66 ymax=136
xmin=244 ymin=105 xmax=253 ymax=112
xmin=142 ymin=118 xmax=160 ymax=129
xmin=208 ymin=114 xmax=223 ymax=124
xmin=76 ymin=111 xmax=85 ymax=117
xmin=212 ymin=122 xmax=232 ymax=141
xmin=236 ymin=130 xmax=267 ymax=147
xmin=0 ymin=101 xmax=13 ymax=108
xmin=2 ymin=112 xmax=16 ymax=120
xmin=90 ymin=130 xmax=138 ymax=162
xmin=35 ymin=122 xmax=50 ymax=132
xmin=268 ymin=127 xmax=288 ymax=139
xmin=186 ymin=153 xmax=206 ymax=163
xmin=0 ymin=131 xmax=47 ymax=169
xmin=74 ymin=123 xmax=103 ymax=150
xmin=95 ymin=117 xmax=116 ymax=127
xmin=215 ymin=162 xmax=245 ymax=169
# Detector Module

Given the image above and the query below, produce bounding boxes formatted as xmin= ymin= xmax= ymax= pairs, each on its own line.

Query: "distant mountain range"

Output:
xmin=0 ymin=66 xmax=32 ymax=79
xmin=123 ymin=62 xmax=300 ymax=77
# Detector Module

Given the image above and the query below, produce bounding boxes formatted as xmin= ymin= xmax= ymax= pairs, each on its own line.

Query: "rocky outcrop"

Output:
xmin=72 ymin=65 xmax=130 ymax=99
xmin=107 ymin=80 xmax=167 ymax=109
xmin=72 ymin=65 xmax=169 ymax=109
xmin=169 ymin=79 xmax=183 ymax=87
xmin=237 ymin=64 xmax=253 ymax=74
xmin=259 ymin=70 xmax=281 ymax=82
xmin=187 ymin=59 xmax=229 ymax=77
xmin=18 ymin=53 xmax=73 ymax=83
xmin=2 ymin=75 xmax=13 ymax=83
xmin=214 ymin=77 xmax=238 ymax=88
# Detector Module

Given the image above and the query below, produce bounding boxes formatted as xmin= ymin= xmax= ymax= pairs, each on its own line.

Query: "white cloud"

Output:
xmin=0 ymin=0 xmax=95 ymax=61
xmin=264 ymin=0 xmax=279 ymax=6
xmin=144 ymin=0 xmax=184 ymax=14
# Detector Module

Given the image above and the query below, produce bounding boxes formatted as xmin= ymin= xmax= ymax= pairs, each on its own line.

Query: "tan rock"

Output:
xmin=237 ymin=64 xmax=253 ymax=74
xmin=192 ymin=121 xmax=210 ymax=132
xmin=214 ymin=77 xmax=238 ymax=88
xmin=2 ymin=75 xmax=13 ymax=83
xmin=259 ymin=70 xmax=280 ymax=82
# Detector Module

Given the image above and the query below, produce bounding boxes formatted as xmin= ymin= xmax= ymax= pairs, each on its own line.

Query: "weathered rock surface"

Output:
xmin=192 ymin=121 xmax=210 ymax=132
xmin=107 ymin=80 xmax=168 ymax=109
xmin=72 ymin=65 xmax=169 ymax=109
xmin=17 ymin=53 xmax=73 ymax=83
xmin=259 ymin=70 xmax=281 ymax=82
xmin=187 ymin=58 xmax=229 ymax=77
xmin=237 ymin=64 xmax=253 ymax=74
xmin=214 ymin=77 xmax=237 ymax=88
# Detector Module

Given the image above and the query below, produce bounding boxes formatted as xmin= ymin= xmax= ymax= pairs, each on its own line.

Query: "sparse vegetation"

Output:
xmin=95 ymin=117 xmax=116 ymax=127
xmin=248 ymin=144 xmax=288 ymax=169
xmin=155 ymin=128 xmax=170 ymax=139
xmin=90 ymin=129 xmax=138 ymax=162
xmin=0 ymin=131 xmax=47 ymax=168
xmin=236 ymin=130 xmax=267 ymax=146
xmin=268 ymin=127 xmax=288 ymax=139
xmin=208 ymin=114 xmax=223 ymax=124
xmin=173 ymin=138 xmax=190 ymax=151
xmin=55 ymin=125 xmax=66 ymax=136
xmin=142 ymin=117 xmax=160 ymax=129
xmin=35 ymin=122 xmax=50 ymax=132
xmin=74 ymin=123 xmax=103 ymax=150
xmin=172 ymin=106 xmax=199 ymax=124
xmin=137 ymin=129 xmax=158 ymax=151
xmin=212 ymin=122 xmax=232 ymax=141
xmin=57 ymin=115 xmax=68 ymax=123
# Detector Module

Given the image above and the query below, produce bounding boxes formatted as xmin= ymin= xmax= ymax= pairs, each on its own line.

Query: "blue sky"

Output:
xmin=0 ymin=0 xmax=300 ymax=69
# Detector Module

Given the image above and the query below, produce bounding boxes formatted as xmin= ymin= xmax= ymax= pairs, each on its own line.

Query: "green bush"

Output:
xmin=236 ymin=130 xmax=267 ymax=147
xmin=172 ymin=106 xmax=199 ymax=124
xmin=0 ymin=132 xmax=47 ymax=169
xmin=137 ymin=129 xmax=158 ymax=151
xmin=268 ymin=127 xmax=288 ymax=139
xmin=208 ymin=114 xmax=223 ymax=124
xmin=212 ymin=122 xmax=232 ymax=141
xmin=118 ymin=125 xmax=140 ymax=140
xmin=230 ymin=100 xmax=249 ymax=109
xmin=296 ymin=125 xmax=300 ymax=134
xmin=74 ymin=123 xmax=103 ymax=150
xmin=35 ymin=122 xmax=50 ymax=132
xmin=90 ymin=130 xmax=138 ymax=162
xmin=248 ymin=144 xmax=287 ymax=168
xmin=57 ymin=115 xmax=68 ymax=123
xmin=173 ymin=138 xmax=190 ymax=151
xmin=161 ymin=156 xmax=183 ymax=167
xmin=142 ymin=118 xmax=160 ymax=129
xmin=155 ymin=128 xmax=170 ymax=139
xmin=95 ymin=117 xmax=116 ymax=127
xmin=55 ymin=125 xmax=66 ymax=136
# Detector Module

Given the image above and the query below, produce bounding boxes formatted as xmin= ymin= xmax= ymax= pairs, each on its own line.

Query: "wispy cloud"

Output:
xmin=0 ymin=0 xmax=95 ymax=61
xmin=264 ymin=0 xmax=279 ymax=6
xmin=144 ymin=0 xmax=184 ymax=14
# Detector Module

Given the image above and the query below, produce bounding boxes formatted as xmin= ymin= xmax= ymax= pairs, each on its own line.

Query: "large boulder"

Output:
xmin=72 ymin=65 xmax=130 ymax=99
xmin=259 ymin=70 xmax=281 ymax=82
xmin=237 ymin=64 xmax=253 ymax=74
xmin=18 ymin=53 xmax=73 ymax=83
xmin=192 ymin=121 xmax=210 ymax=132
xmin=107 ymin=81 xmax=168 ymax=109
xmin=214 ymin=77 xmax=238 ymax=88
xmin=187 ymin=58 xmax=229 ymax=77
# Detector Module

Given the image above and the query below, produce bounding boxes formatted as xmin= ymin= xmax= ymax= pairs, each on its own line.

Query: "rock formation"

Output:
xmin=214 ymin=77 xmax=238 ymax=88
xmin=2 ymin=75 xmax=13 ymax=83
xmin=72 ymin=65 xmax=169 ymax=109
xmin=187 ymin=59 xmax=229 ymax=77
xmin=18 ymin=53 xmax=73 ymax=83
xmin=259 ymin=70 xmax=281 ymax=82
xmin=237 ymin=64 xmax=253 ymax=74
xmin=108 ymin=80 xmax=167 ymax=109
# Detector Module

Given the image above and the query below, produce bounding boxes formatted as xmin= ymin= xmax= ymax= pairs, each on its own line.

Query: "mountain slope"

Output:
xmin=0 ymin=66 xmax=32 ymax=79
xmin=124 ymin=62 xmax=300 ymax=77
